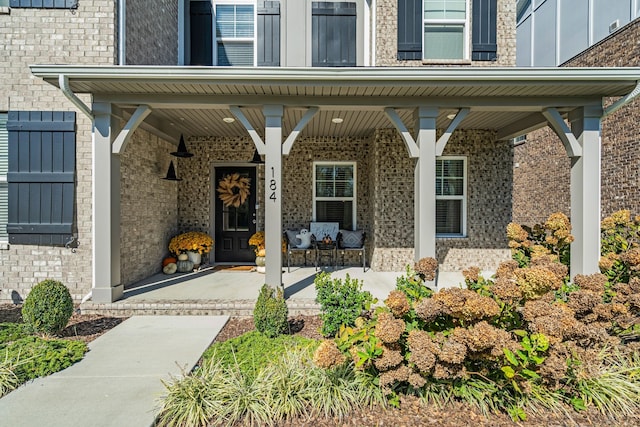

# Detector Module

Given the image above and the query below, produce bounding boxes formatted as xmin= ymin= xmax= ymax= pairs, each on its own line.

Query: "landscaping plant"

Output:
xmin=253 ymin=284 xmax=289 ymax=338
xmin=21 ymin=279 xmax=74 ymax=336
xmin=314 ymin=272 xmax=375 ymax=337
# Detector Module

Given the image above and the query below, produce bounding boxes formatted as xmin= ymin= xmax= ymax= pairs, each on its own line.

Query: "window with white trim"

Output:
xmin=436 ymin=157 xmax=466 ymax=236
xmin=423 ymin=0 xmax=469 ymax=60
xmin=0 ymin=113 xmax=7 ymax=242
xmin=313 ymin=162 xmax=356 ymax=230
xmin=215 ymin=1 xmax=256 ymax=66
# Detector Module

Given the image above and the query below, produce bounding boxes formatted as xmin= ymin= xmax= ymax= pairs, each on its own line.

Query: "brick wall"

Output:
xmin=125 ymin=0 xmax=178 ymax=65
xmin=375 ymin=0 xmax=516 ymax=67
xmin=0 ymin=1 xmax=116 ymax=301
xmin=513 ymin=18 xmax=640 ymax=225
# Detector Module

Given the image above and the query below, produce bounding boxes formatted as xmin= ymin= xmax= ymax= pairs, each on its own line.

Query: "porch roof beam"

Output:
xmin=111 ymin=105 xmax=152 ymax=154
xmin=496 ymin=112 xmax=548 ymax=140
xmin=282 ymin=107 xmax=318 ymax=155
xmin=384 ymin=107 xmax=419 ymax=158
xmin=435 ymin=108 xmax=469 ymax=156
xmin=93 ymin=94 xmax=601 ymax=110
xmin=230 ymin=106 xmax=266 ymax=154
xmin=542 ymin=108 xmax=583 ymax=158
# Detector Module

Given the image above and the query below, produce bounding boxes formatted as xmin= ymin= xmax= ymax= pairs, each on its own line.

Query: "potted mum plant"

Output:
xmin=168 ymin=231 xmax=214 ymax=270
xmin=248 ymin=231 xmax=266 ymax=273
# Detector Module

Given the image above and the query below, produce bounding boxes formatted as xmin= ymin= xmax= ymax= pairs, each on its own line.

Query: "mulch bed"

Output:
xmin=2 ymin=304 xmax=638 ymax=426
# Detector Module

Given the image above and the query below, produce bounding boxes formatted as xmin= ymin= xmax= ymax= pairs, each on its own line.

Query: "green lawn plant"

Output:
xmin=21 ymin=279 xmax=74 ymax=336
xmin=253 ymin=284 xmax=289 ymax=338
xmin=314 ymin=272 xmax=375 ymax=337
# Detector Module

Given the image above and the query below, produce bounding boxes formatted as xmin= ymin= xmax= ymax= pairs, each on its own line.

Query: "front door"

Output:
xmin=214 ymin=167 xmax=257 ymax=263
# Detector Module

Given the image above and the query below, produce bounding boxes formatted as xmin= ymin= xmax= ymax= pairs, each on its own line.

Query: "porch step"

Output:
xmin=79 ymin=298 xmax=321 ymax=317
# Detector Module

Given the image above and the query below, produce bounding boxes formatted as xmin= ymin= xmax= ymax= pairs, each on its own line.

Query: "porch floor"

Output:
xmin=80 ymin=266 xmax=474 ymax=316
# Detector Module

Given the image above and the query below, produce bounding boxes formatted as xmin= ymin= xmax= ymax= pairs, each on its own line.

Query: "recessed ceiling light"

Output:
xmin=222 ymin=117 xmax=235 ymax=123
xmin=331 ymin=117 xmax=344 ymax=124
xmin=446 ymin=113 xmax=456 ymax=120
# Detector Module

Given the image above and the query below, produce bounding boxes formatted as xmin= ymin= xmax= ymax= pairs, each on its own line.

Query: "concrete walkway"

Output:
xmin=0 ymin=315 xmax=228 ymax=427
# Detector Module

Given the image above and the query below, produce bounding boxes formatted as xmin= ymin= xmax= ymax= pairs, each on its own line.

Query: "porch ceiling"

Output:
xmin=31 ymin=65 xmax=640 ymax=141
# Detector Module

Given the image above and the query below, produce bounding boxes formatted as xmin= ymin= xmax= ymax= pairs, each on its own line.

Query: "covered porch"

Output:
xmin=30 ymin=66 xmax=640 ymax=303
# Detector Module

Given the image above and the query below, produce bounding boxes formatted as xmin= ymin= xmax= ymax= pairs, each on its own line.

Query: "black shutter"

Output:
xmin=190 ymin=1 xmax=213 ymax=66
xmin=397 ymin=0 xmax=421 ymax=60
xmin=10 ymin=0 xmax=78 ymax=8
xmin=472 ymin=0 xmax=497 ymax=61
xmin=257 ymin=1 xmax=280 ymax=66
xmin=312 ymin=2 xmax=357 ymax=67
xmin=7 ymin=111 xmax=76 ymax=246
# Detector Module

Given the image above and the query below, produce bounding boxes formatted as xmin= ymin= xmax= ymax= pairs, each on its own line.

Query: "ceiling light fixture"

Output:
xmin=222 ymin=117 xmax=235 ymax=123
xmin=331 ymin=117 xmax=344 ymax=124
xmin=446 ymin=113 xmax=456 ymax=120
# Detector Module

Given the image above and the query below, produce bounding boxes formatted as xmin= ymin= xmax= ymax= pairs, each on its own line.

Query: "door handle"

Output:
xmin=252 ymin=219 xmax=256 ymax=224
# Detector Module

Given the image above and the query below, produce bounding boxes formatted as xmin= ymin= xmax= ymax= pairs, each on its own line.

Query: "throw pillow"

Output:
xmin=285 ymin=229 xmax=301 ymax=247
xmin=340 ymin=230 xmax=364 ymax=248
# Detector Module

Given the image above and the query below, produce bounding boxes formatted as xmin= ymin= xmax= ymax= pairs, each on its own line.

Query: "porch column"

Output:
xmin=414 ymin=107 xmax=439 ymax=261
xmin=263 ymin=105 xmax=284 ymax=288
xmin=92 ymin=102 xmax=123 ymax=303
xmin=569 ymin=105 xmax=603 ymax=278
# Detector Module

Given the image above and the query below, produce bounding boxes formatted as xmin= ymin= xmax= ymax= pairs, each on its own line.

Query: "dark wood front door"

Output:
xmin=214 ymin=167 xmax=257 ymax=263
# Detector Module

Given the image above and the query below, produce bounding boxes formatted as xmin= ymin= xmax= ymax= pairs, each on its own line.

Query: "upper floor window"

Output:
xmin=188 ymin=0 xmax=280 ymax=66
xmin=423 ymin=0 xmax=468 ymax=60
xmin=313 ymin=162 xmax=356 ymax=230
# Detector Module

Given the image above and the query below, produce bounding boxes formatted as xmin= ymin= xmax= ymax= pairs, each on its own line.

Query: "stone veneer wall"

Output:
xmin=375 ymin=0 xmax=516 ymax=67
xmin=370 ymin=129 xmax=512 ymax=271
xmin=125 ymin=0 xmax=178 ymax=65
xmin=119 ymin=129 xmax=179 ymax=287
xmin=513 ymin=18 xmax=640 ymax=225
xmin=0 ymin=1 xmax=116 ymax=302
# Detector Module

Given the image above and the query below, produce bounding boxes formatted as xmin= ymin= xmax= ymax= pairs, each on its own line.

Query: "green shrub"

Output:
xmin=1 ymin=336 xmax=86 ymax=383
xmin=315 ymin=272 xmax=375 ymax=337
xmin=253 ymin=285 xmax=289 ymax=338
xmin=201 ymin=331 xmax=318 ymax=378
xmin=0 ymin=322 xmax=32 ymax=344
xmin=22 ymin=279 xmax=74 ymax=336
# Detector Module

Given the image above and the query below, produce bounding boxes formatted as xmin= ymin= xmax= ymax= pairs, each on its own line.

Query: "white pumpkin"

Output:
xmin=163 ymin=263 xmax=177 ymax=274
xmin=177 ymin=253 xmax=189 ymax=261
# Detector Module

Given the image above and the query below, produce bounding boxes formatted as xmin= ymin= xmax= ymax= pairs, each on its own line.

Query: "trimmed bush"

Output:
xmin=253 ymin=285 xmax=289 ymax=338
xmin=315 ymin=272 xmax=375 ymax=337
xmin=22 ymin=279 xmax=74 ymax=336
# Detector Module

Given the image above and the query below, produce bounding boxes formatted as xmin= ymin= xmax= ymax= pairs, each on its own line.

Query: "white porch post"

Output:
xmin=92 ymin=102 xmax=123 ymax=303
xmin=569 ymin=105 xmax=603 ymax=278
xmin=263 ymin=105 xmax=284 ymax=288
xmin=414 ymin=107 xmax=439 ymax=261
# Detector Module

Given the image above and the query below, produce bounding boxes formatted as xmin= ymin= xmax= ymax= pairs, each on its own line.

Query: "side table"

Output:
xmin=315 ymin=242 xmax=337 ymax=270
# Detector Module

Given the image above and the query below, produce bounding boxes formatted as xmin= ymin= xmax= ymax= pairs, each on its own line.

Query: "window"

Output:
xmin=8 ymin=0 xmax=78 ymax=8
xmin=423 ymin=0 xmax=468 ymax=60
xmin=436 ymin=157 xmax=466 ymax=236
xmin=187 ymin=0 xmax=280 ymax=66
xmin=215 ymin=1 xmax=255 ymax=66
xmin=313 ymin=162 xmax=356 ymax=230
xmin=0 ymin=113 xmax=7 ymax=242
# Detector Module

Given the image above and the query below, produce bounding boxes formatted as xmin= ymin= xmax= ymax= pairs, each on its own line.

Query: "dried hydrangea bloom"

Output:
xmin=566 ymin=290 xmax=601 ymax=317
xmin=414 ymin=297 xmax=448 ymax=322
xmin=602 ymin=209 xmax=632 ymax=231
xmin=628 ymin=294 xmax=640 ymax=311
xmin=407 ymin=330 xmax=438 ymax=372
xmin=438 ymin=338 xmax=467 ymax=364
xmin=545 ymin=212 xmax=572 ymax=235
xmin=531 ymin=257 xmax=568 ymax=281
xmin=506 ymin=223 xmax=529 ymax=242
xmin=384 ymin=290 xmax=410 ymax=317
xmin=432 ymin=288 xmax=468 ymax=314
xmin=459 ymin=293 xmax=501 ymax=321
xmin=530 ymin=245 xmax=555 ymax=262
xmin=373 ymin=345 xmax=404 ymax=371
xmin=509 ymin=240 xmax=522 ymax=249
xmin=629 ymin=277 xmax=640 ymax=293
xmin=433 ymin=362 xmax=466 ymax=380
xmin=573 ymin=273 xmax=608 ymax=294
xmin=495 ymin=260 xmax=519 ymax=279
xmin=313 ymin=340 xmax=346 ymax=369
xmin=452 ymin=321 xmax=512 ymax=356
xmin=620 ymin=248 xmax=640 ymax=269
xmin=415 ymin=257 xmax=438 ymax=281
xmin=490 ymin=277 xmax=522 ymax=304
xmin=525 ymin=303 xmax=577 ymax=344
xmin=374 ymin=311 xmax=405 ymax=344
xmin=462 ymin=266 xmax=481 ymax=283
xmin=599 ymin=252 xmax=619 ymax=271
xmin=379 ymin=364 xmax=411 ymax=390
xmin=408 ymin=372 xmax=427 ymax=389
xmin=539 ymin=347 xmax=570 ymax=389
xmin=516 ymin=266 xmax=563 ymax=299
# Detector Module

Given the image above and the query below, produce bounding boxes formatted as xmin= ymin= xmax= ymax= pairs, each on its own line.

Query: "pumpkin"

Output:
xmin=177 ymin=253 xmax=189 ymax=261
xmin=256 ymin=248 xmax=266 ymax=257
xmin=162 ymin=257 xmax=177 ymax=267
xmin=176 ymin=259 xmax=194 ymax=273
xmin=163 ymin=263 xmax=177 ymax=274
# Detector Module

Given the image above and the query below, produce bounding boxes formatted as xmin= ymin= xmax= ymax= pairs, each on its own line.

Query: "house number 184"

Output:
xmin=270 ymin=167 xmax=277 ymax=202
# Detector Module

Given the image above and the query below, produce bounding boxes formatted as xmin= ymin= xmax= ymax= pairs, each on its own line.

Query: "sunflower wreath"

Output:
xmin=217 ymin=173 xmax=251 ymax=208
